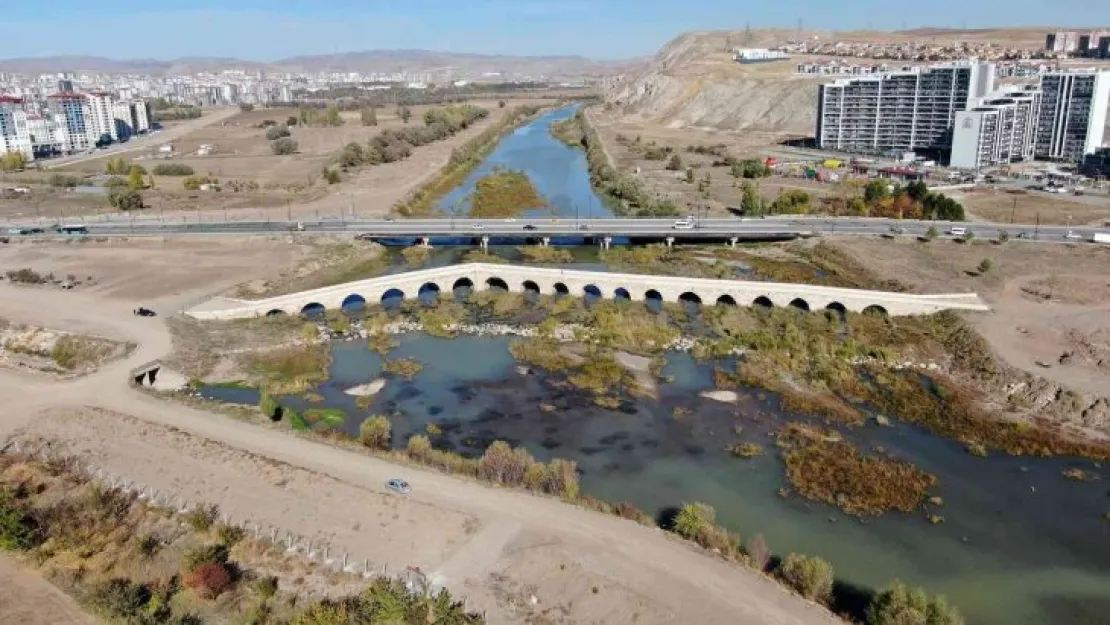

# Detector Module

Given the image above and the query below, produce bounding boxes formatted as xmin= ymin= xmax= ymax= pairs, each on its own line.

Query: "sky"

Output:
xmin=1 ymin=0 xmax=1108 ymax=61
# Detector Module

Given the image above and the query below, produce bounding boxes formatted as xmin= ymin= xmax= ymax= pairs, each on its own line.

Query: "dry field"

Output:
xmin=830 ymin=236 xmax=1110 ymax=401
xmin=955 ymin=188 xmax=1110 ymax=227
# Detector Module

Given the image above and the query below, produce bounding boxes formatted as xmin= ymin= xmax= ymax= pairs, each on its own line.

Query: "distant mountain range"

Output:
xmin=0 ymin=50 xmax=643 ymax=77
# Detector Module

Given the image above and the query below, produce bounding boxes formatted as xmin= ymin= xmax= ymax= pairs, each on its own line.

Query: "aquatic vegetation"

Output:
xmin=1062 ymin=467 xmax=1098 ymax=481
xmin=368 ymin=332 xmax=399 ymax=355
xmin=867 ymin=580 xmax=964 ymax=625
xmin=509 ymin=338 xmax=575 ymax=372
xmin=304 ymin=408 xmax=346 ymax=430
xmin=469 ymin=290 xmax=526 ymax=318
xmin=324 ymin=309 xmax=352 ymax=334
xmin=460 ymin=250 xmax=508 ymax=264
xmin=777 ymin=423 xmax=937 ymax=516
xmin=245 ymin=344 xmax=330 ymax=394
xmin=728 ymin=442 xmax=764 ymax=458
xmin=468 ymin=168 xmax=547 ymax=218
xmin=517 ymin=245 xmax=573 ymax=264
xmin=359 ymin=415 xmax=392 ymax=450
xmin=568 ymin=352 xmax=637 ymax=396
xmin=777 ymin=553 xmax=834 ymax=603
xmin=286 ymin=408 xmax=308 ymax=431
xmin=417 ymin=301 xmax=466 ymax=337
xmin=401 ymin=245 xmax=431 ymax=268
xmin=585 ymin=300 xmax=680 ymax=355
xmin=383 ymin=357 xmax=424 ymax=380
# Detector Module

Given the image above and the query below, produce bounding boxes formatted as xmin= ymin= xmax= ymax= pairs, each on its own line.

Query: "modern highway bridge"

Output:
xmin=185 ymin=263 xmax=990 ymax=320
xmin=4 ymin=216 xmax=1106 ymax=245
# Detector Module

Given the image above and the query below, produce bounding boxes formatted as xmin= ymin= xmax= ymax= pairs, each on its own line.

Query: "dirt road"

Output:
xmin=0 ymin=253 xmax=836 ymax=624
xmin=0 ymin=555 xmax=97 ymax=625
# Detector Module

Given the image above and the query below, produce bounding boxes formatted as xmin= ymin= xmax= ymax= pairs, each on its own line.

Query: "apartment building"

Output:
xmin=0 ymin=96 xmax=33 ymax=160
xmin=46 ymin=93 xmax=91 ymax=152
xmin=1034 ymin=70 xmax=1110 ymax=161
xmin=1046 ymin=31 xmax=1080 ymax=54
xmin=816 ymin=60 xmax=995 ymax=155
xmin=1078 ymin=32 xmax=1110 ymax=58
xmin=950 ymin=87 xmax=1041 ymax=169
xmin=85 ymin=91 xmax=116 ymax=144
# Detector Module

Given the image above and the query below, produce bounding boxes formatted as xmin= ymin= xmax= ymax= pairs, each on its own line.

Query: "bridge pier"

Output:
xmin=665 ymin=236 xmax=675 ymax=249
xmin=600 ymin=236 xmax=612 ymax=250
xmin=480 ymin=235 xmax=489 ymax=251
xmin=729 ymin=237 xmax=737 ymax=248
xmin=541 ymin=237 xmax=550 ymax=247
xmin=419 ymin=237 xmax=431 ymax=248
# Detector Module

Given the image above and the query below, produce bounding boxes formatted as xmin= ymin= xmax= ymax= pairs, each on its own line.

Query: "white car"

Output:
xmin=386 ymin=478 xmax=411 ymax=494
xmin=948 ymin=226 xmax=967 ymax=236
xmin=1064 ymin=231 xmax=1081 ymax=240
xmin=470 ymin=223 xmax=485 ymax=230
xmin=672 ymin=219 xmax=695 ymax=230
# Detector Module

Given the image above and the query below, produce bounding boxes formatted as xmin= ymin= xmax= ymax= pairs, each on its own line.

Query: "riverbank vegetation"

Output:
xmin=394 ymin=104 xmax=546 ymax=216
xmin=551 ymin=109 xmax=680 ymax=217
xmin=468 ymin=168 xmax=547 ymax=218
xmin=0 ymin=451 xmax=483 ymax=624
xmin=245 ymin=344 xmax=330 ymax=394
xmin=517 ymin=245 xmax=574 ymax=263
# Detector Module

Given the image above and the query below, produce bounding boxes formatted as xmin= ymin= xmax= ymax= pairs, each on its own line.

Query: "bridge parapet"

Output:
xmin=184 ymin=263 xmax=990 ymax=320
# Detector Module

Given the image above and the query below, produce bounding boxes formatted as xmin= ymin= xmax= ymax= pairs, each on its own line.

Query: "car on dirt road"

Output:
xmin=386 ymin=478 xmax=411 ymax=494
xmin=523 ymin=224 xmax=538 ymax=231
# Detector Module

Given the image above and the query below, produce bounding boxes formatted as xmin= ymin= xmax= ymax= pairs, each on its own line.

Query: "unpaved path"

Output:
xmin=0 ymin=272 xmax=836 ymax=624
xmin=0 ymin=554 xmax=97 ymax=625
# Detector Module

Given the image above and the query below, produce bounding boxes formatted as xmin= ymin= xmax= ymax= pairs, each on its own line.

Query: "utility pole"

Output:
xmin=1011 ymin=197 xmax=1016 ymax=224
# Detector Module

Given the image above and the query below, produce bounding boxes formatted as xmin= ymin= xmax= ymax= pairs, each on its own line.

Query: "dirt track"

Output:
xmin=0 ymin=243 xmax=836 ymax=624
xmin=0 ymin=555 xmax=97 ymax=625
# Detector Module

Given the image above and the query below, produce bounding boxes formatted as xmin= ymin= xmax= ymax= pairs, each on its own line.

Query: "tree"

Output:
xmin=867 ymin=580 xmax=964 ymax=625
xmin=740 ymin=181 xmax=763 ymax=216
xmin=0 ymin=151 xmax=27 ymax=171
xmin=265 ymin=125 xmax=290 ymax=140
xmin=127 ymin=166 xmax=145 ymax=190
xmin=399 ymin=106 xmax=412 ymax=124
xmin=108 ymin=188 xmax=143 ymax=211
xmin=0 ymin=488 xmax=40 ymax=550
xmin=672 ymin=502 xmax=714 ymax=541
xmin=359 ymin=415 xmax=392 ymax=450
xmin=906 ymin=180 xmax=928 ymax=201
xmin=360 ymin=107 xmax=378 ymax=126
xmin=769 ymin=189 xmax=811 ymax=214
xmin=777 ymin=553 xmax=834 ymax=603
xmin=666 ymin=153 xmax=683 ymax=171
xmin=105 ymin=156 xmax=130 ymax=175
xmin=735 ymin=158 xmax=771 ymax=179
xmin=924 ymin=225 xmax=938 ymax=241
xmin=977 ymin=258 xmax=992 ymax=274
xmin=271 ymin=137 xmax=298 ymax=155
xmin=864 ymin=179 xmax=891 ymax=203
xmin=324 ymin=105 xmax=342 ymax=126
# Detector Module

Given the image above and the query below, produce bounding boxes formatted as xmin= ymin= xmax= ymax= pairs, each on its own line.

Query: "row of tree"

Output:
xmin=336 ymin=105 xmax=489 ymax=170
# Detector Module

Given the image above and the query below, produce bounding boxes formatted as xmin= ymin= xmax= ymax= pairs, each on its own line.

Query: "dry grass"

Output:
xmin=958 ymin=189 xmax=1110 ymax=227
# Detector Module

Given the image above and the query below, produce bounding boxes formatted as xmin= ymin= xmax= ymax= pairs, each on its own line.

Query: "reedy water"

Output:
xmin=205 ymin=107 xmax=1110 ymax=625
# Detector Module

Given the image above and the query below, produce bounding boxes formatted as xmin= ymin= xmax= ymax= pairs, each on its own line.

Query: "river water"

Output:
xmin=204 ymin=107 xmax=1110 ymax=625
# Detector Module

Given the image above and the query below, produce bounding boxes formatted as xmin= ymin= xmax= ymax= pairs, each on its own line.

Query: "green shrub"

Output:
xmin=86 ymin=578 xmax=152 ymax=619
xmin=216 ymin=523 xmax=246 ymax=547
xmin=0 ymin=488 xmax=40 ymax=550
xmin=359 ymin=415 xmax=392 ymax=450
xmin=152 ymin=163 xmax=195 ymax=176
xmin=184 ymin=504 xmax=218 ymax=532
xmin=672 ymin=502 xmax=714 ymax=541
xmin=271 ymin=137 xmax=298 ymax=155
xmin=406 ymin=434 xmax=432 ymax=459
xmin=778 ymin=552 xmax=834 ymax=603
xmin=265 ymin=125 xmax=291 ymax=140
xmin=287 ymin=408 xmax=308 ymax=431
xmin=253 ymin=575 xmax=279 ymax=599
xmin=108 ymin=187 xmax=143 ymax=210
xmin=259 ymin=391 xmax=281 ymax=421
xmin=867 ymin=580 xmax=964 ymax=625
xmin=183 ymin=543 xmax=230 ymax=569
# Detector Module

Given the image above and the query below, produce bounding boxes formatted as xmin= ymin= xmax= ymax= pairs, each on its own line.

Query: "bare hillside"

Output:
xmin=604 ymin=30 xmax=820 ymax=135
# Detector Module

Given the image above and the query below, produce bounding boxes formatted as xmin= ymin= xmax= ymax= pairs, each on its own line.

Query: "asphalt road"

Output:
xmin=4 ymin=216 xmax=1106 ymax=244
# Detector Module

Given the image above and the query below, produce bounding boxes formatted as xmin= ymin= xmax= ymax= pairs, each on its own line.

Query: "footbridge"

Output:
xmin=185 ymin=264 xmax=989 ymax=320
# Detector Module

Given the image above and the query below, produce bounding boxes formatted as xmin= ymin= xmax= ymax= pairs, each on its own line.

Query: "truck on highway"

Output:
xmin=1092 ymin=232 xmax=1110 ymax=244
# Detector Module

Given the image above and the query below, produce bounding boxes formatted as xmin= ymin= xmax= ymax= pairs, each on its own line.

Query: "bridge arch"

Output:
xmin=645 ymin=289 xmax=662 ymax=302
xmin=614 ymin=287 xmax=631 ymax=301
xmin=418 ymin=282 xmax=441 ymax=305
xmin=752 ymin=295 xmax=774 ymax=309
xmin=583 ymin=284 xmax=603 ymax=299
xmin=825 ymin=301 xmax=847 ymax=317
xmin=486 ymin=276 xmax=509 ymax=292
xmin=341 ymin=293 xmax=367 ymax=312
xmin=381 ymin=288 xmax=405 ymax=306
xmin=553 ymin=282 xmax=569 ymax=296
xmin=522 ymin=280 xmax=541 ymax=295
xmin=265 ymin=309 xmax=285 ymax=317
xmin=300 ymin=302 xmax=325 ymax=317
xmin=678 ymin=292 xmax=702 ymax=305
xmin=788 ymin=298 xmax=810 ymax=312
xmin=452 ymin=277 xmax=474 ymax=291
xmin=716 ymin=294 xmax=737 ymax=307
xmin=863 ymin=304 xmax=889 ymax=317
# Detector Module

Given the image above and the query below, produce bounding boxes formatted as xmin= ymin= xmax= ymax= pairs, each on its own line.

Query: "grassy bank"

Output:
xmin=0 ymin=451 xmax=482 ymax=624
xmin=394 ymin=104 xmax=548 ymax=217
xmin=468 ymin=168 xmax=547 ymax=218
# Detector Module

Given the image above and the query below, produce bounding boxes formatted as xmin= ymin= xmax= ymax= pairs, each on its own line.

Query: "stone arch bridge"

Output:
xmin=185 ymin=264 xmax=989 ymax=320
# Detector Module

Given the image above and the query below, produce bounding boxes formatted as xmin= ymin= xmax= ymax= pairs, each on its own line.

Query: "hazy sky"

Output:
xmin=2 ymin=0 xmax=1108 ymax=60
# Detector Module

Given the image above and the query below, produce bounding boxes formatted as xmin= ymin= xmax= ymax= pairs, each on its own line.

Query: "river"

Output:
xmin=204 ymin=106 xmax=1110 ymax=625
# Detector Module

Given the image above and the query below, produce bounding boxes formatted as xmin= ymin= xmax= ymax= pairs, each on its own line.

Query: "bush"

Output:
xmin=265 ymin=125 xmax=291 ymax=140
xmin=183 ymin=560 xmax=233 ymax=599
xmin=0 ymin=488 xmax=40 ymax=551
xmin=259 ymin=391 xmax=282 ymax=421
xmin=152 ymin=163 xmax=194 ymax=176
xmin=271 ymin=137 xmax=298 ymax=155
xmin=87 ymin=578 xmax=152 ymax=618
xmin=253 ymin=575 xmax=279 ymax=599
xmin=182 ymin=175 xmax=217 ymax=191
xmin=745 ymin=533 xmax=771 ymax=571
xmin=183 ymin=543 xmax=230 ymax=569
xmin=867 ymin=580 xmax=964 ymax=625
xmin=103 ymin=176 xmax=128 ymax=187
xmin=777 ymin=552 xmax=834 ymax=603
xmin=977 ymin=258 xmax=992 ymax=274
xmin=184 ymin=504 xmax=218 ymax=532
xmin=49 ymin=173 xmax=81 ymax=188
xmin=359 ymin=415 xmax=392 ymax=450
xmin=108 ymin=187 xmax=143 ymax=210
xmin=406 ymin=434 xmax=432 ymax=459
xmin=323 ymin=167 xmax=341 ymax=184
xmin=666 ymin=153 xmax=683 ymax=171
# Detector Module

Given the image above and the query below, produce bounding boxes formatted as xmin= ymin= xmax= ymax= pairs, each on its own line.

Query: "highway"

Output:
xmin=3 ymin=216 xmax=1106 ymax=244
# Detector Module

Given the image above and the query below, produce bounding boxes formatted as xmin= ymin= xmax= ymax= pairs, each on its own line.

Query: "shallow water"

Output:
xmin=203 ymin=333 xmax=1110 ymax=625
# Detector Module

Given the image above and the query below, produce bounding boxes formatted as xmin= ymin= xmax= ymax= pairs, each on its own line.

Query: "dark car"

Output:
xmin=523 ymin=224 xmax=538 ymax=231
xmin=577 ymin=224 xmax=589 ymax=231
xmin=133 ymin=307 xmax=156 ymax=317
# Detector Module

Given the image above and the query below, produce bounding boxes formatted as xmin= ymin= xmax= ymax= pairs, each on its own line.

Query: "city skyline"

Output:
xmin=2 ymin=0 xmax=1109 ymax=61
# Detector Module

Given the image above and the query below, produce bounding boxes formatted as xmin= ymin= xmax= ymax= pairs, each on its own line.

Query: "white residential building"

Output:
xmin=130 ymin=100 xmax=150 ymax=133
xmin=0 ymin=97 xmax=34 ymax=161
xmin=46 ymin=93 xmax=91 ymax=152
xmin=112 ymin=99 xmax=134 ymax=140
xmin=950 ymin=87 xmax=1041 ymax=169
xmin=816 ymin=60 xmax=995 ymax=155
xmin=85 ymin=91 xmax=116 ymax=144
xmin=1034 ymin=70 xmax=1110 ymax=161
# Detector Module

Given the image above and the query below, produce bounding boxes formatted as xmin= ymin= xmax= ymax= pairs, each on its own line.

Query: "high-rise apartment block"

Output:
xmin=949 ymin=87 xmax=1041 ymax=169
xmin=0 ymin=96 xmax=33 ymax=160
xmin=1034 ymin=70 xmax=1110 ymax=162
xmin=816 ymin=60 xmax=994 ymax=154
xmin=1046 ymin=31 xmax=1080 ymax=54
